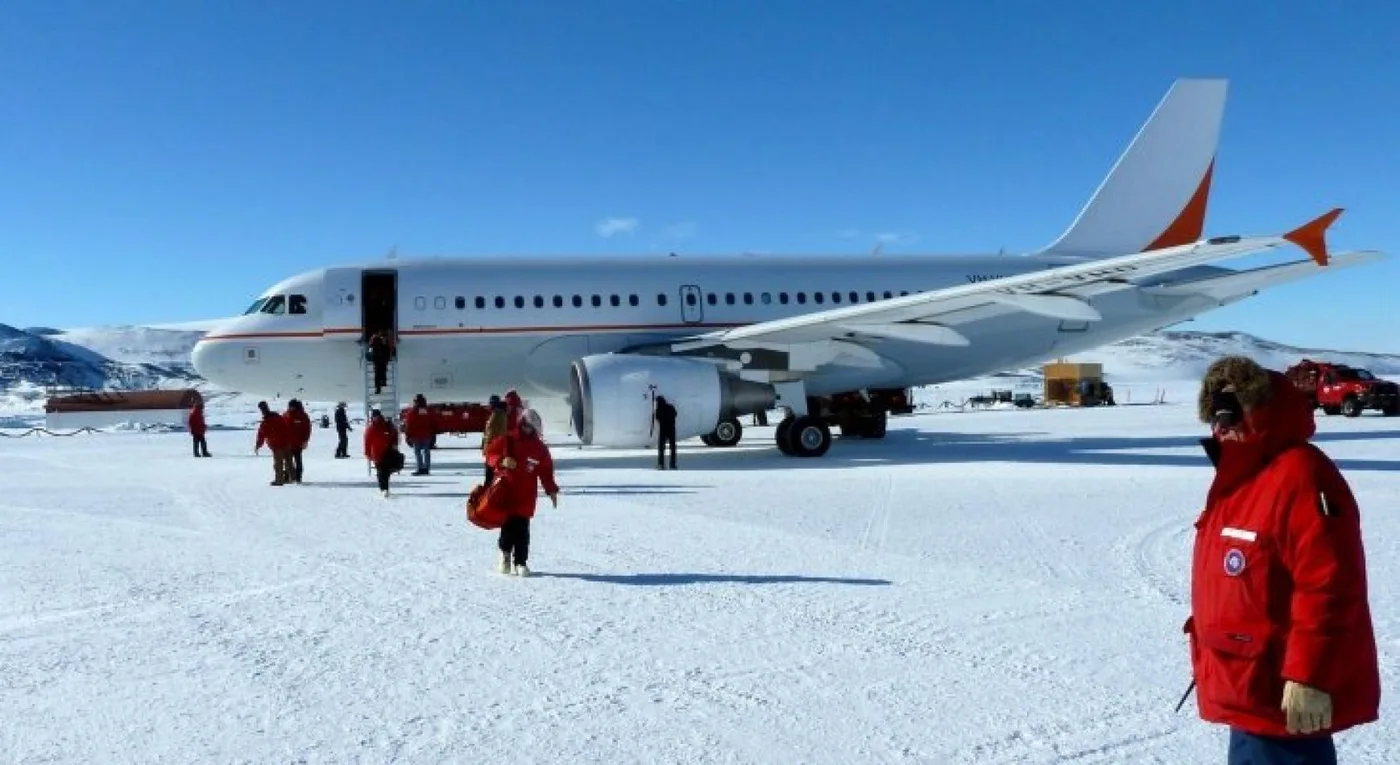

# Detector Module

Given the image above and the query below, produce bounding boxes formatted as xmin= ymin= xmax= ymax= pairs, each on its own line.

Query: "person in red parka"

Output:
xmin=403 ymin=393 xmax=436 ymax=476
xmin=1185 ymin=356 xmax=1379 ymax=765
xmin=284 ymin=399 xmax=312 ymax=484
xmin=363 ymin=409 xmax=402 ymax=497
xmin=188 ymin=402 xmax=210 ymax=458
xmin=483 ymin=408 xmax=559 ymax=577
xmin=503 ymin=389 xmax=524 ymax=435
xmin=254 ymin=401 xmax=292 ymax=486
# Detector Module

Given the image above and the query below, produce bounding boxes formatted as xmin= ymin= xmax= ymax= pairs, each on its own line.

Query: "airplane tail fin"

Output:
xmin=1039 ymin=78 xmax=1227 ymax=258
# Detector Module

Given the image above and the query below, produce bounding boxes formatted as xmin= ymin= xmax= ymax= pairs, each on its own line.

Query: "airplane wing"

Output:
xmin=669 ymin=209 xmax=1362 ymax=352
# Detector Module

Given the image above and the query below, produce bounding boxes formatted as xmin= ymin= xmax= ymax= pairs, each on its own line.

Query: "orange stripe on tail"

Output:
xmin=1283 ymin=208 xmax=1344 ymax=266
xmin=1145 ymin=159 xmax=1215 ymax=250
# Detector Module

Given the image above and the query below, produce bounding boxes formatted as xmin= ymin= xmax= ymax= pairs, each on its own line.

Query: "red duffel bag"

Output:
xmin=466 ymin=475 xmax=511 ymax=530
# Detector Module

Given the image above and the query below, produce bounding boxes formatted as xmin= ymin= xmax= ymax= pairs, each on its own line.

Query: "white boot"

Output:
xmin=381 ymin=489 xmax=390 ymax=498
xmin=498 ymin=552 xmax=512 ymax=575
xmin=514 ymin=563 xmax=531 ymax=578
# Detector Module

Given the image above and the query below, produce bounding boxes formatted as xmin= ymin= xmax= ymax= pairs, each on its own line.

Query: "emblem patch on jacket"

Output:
xmin=1224 ymin=548 xmax=1246 ymax=576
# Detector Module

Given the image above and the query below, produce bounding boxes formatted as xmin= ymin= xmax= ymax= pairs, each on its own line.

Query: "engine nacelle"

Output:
xmin=569 ymin=354 xmax=774 ymax=447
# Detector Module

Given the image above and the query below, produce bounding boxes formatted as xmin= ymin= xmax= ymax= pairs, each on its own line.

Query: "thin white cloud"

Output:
xmin=662 ymin=221 xmax=699 ymax=240
xmin=875 ymin=231 xmax=919 ymax=245
xmin=595 ymin=217 xmax=639 ymax=237
xmin=835 ymin=228 xmax=862 ymax=240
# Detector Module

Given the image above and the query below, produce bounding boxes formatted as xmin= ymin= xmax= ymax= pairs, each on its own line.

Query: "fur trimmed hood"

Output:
xmin=1197 ymin=355 xmax=1274 ymax=423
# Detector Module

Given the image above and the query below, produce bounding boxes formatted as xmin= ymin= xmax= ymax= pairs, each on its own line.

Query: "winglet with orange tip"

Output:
xmin=1283 ymin=208 xmax=1344 ymax=266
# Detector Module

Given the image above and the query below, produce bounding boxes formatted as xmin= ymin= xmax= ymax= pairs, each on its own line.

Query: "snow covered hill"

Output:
xmin=3 ymin=322 xmax=1399 ymax=416
xmin=0 ymin=324 xmax=206 ymax=412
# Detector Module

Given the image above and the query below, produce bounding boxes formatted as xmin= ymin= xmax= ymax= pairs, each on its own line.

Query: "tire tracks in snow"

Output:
xmin=1111 ymin=512 xmax=1193 ymax=607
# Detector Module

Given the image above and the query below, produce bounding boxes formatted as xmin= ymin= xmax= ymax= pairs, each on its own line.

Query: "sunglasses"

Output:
xmin=1210 ymin=390 xmax=1244 ymax=428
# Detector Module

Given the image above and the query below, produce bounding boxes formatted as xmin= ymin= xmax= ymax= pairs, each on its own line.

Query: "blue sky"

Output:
xmin=3 ymin=1 xmax=1398 ymax=351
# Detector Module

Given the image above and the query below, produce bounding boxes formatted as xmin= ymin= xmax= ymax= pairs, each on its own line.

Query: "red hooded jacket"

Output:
xmin=1185 ymin=371 xmax=1379 ymax=736
xmin=255 ymin=412 xmax=291 ymax=451
xmin=483 ymin=429 xmax=558 ymax=519
xmin=403 ymin=404 xmax=436 ymax=444
xmin=285 ymin=407 xmax=312 ymax=449
xmin=363 ymin=418 xmax=399 ymax=465
xmin=188 ymin=406 xmax=206 ymax=438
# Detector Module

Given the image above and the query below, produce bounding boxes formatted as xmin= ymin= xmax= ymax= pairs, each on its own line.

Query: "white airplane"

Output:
xmin=191 ymin=78 xmax=1383 ymax=458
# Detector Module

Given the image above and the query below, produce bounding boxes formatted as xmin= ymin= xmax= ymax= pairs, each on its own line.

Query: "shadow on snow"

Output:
xmin=535 ymin=572 xmax=892 ymax=587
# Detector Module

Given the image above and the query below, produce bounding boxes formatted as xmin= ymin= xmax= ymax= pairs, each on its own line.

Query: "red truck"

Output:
xmin=399 ymin=401 xmax=494 ymax=447
xmin=1284 ymin=359 xmax=1399 ymax=417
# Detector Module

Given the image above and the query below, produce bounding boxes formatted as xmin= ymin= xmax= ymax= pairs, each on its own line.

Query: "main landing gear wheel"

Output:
xmin=779 ymin=416 xmax=832 ymax=458
xmin=702 ymin=417 xmax=743 ymax=448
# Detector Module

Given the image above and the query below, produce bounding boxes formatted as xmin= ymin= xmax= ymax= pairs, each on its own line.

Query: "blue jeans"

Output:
xmin=1229 ymin=728 xmax=1336 ymax=765
xmin=412 ymin=442 xmax=431 ymax=473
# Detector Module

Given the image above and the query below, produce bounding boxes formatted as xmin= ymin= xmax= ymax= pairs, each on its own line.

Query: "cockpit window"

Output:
xmin=260 ymin=295 xmax=286 ymax=315
xmin=243 ymin=298 xmax=267 ymax=315
xmin=289 ymin=294 xmax=308 ymax=315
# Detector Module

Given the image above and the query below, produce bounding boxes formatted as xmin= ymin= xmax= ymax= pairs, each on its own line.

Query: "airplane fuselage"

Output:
xmin=191 ymin=252 xmax=1226 ymax=409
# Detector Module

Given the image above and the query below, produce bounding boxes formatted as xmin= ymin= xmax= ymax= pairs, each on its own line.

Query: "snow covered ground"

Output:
xmin=2 ymin=387 xmax=1398 ymax=763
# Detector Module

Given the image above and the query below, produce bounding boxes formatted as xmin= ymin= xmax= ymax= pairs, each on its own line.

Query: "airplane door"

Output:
xmin=679 ymin=285 xmax=704 ymax=324
xmin=322 ymin=267 xmax=362 ymax=341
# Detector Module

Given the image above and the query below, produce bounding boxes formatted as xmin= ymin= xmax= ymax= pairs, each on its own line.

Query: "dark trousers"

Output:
xmin=192 ymin=435 xmax=209 ymax=457
xmin=1228 ymin=729 xmax=1335 ymax=765
xmin=335 ymin=429 xmax=349 ymax=458
xmin=657 ymin=429 xmax=677 ymax=468
xmin=375 ymin=462 xmax=393 ymax=492
xmin=373 ymin=359 xmax=388 ymax=392
xmin=289 ymin=448 xmax=304 ymax=483
xmin=483 ymin=464 xmax=494 ymax=485
xmin=498 ymin=515 xmax=531 ymax=565
xmin=271 ymin=449 xmax=292 ymax=485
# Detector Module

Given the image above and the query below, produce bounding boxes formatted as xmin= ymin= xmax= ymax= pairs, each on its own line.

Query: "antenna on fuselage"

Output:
xmin=871 ymin=241 xmax=884 ymax=257
xmin=387 ymin=245 xmax=398 ymax=261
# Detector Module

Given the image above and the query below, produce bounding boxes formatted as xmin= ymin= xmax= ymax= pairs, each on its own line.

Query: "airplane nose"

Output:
xmin=191 ymin=338 xmax=234 ymax=386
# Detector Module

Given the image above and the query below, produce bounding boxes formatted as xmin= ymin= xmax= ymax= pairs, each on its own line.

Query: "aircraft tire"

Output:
xmin=709 ymin=417 xmax=743 ymax=447
xmin=787 ymin=416 xmax=832 ymax=458
xmin=775 ymin=417 xmax=795 ymax=455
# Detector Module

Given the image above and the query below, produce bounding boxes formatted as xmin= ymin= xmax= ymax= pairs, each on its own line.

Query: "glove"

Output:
xmin=501 ymin=457 xmax=517 ymax=469
xmin=548 ymin=493 xmax=558 ymax=508
xmin=1281 ymin=680 xmax=1332 ymax=734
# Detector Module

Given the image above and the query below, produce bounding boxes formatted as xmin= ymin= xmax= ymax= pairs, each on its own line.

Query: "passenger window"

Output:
xmin=434 ymin=296 xmax=446 ymax=310
xmin=796 ymin=293 xmax=807 ymax=304
xmin=572 ymin=295 xmax=583 ymax=307
xmin=831 ymin=292 xmax=842 ymax=304
xmin=900 ymin=291 xmax=909 ymax=297
xmin=610 ymin=295 xmax=620 ymax=307
xmin=553 ymin=295 xmax=564 ymax=308
xmin=743 ymin=293 xmax=753 ymax=305
xmin=866 ymin=291 xmax=876 ymax=302
xmin=725 ymin=293 xmax=735 ymax=305
xmin=495 ymin=296 xmax=505 ymax=309
xmin=883 ymin=291 xmax=893 ymax=299
xmin=514 ymin=296 xmax=525 ymax=309
xmin=261 ymin=295 xmax=286 ymax=314
xmin=779 ymin=292 xmax=789 ymax=305
xmin=475 ymin=297 xmax=485 ymax=309
xmin=685 ymin=293 xmax=697 ymax=306
xmin=707 ymin=293 xmax=717 ymax=306
xmin=761 ymin=292 xmax=772 ymax=305
xmin=455 ymin=297 xmax=466 ymax=310
xmin=629 ymin=294 xmax=639 ymax=307
xmin=289 ymin=294 xmax=308 ymax=314
xmin=814 ymin=293 xmax=825 ymax=304
xmin=849 ymin=291 xmax=859 ymax=304
xmin=592 ymin=295 xmax=602 ymax=307
xmin=414 ymin=297 xmax=426 ymax=310
xmin=658 ymin=294 xmax=668 ymax=306
xmin=534 ymin=296 xmax=544 ymax=308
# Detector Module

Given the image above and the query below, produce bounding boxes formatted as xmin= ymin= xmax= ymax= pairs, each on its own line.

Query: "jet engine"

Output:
xmin=569 ymin=354 xmax=775 ymax=447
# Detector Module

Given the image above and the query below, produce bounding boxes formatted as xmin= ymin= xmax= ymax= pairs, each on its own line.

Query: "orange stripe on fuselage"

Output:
xmin=1145 ymin=158 xmax=1215 ymax=251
